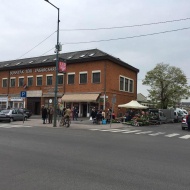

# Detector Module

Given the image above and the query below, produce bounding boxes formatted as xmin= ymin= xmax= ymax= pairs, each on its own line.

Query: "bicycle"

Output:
xmin=59 ymin=115 xmax=71 ymax=128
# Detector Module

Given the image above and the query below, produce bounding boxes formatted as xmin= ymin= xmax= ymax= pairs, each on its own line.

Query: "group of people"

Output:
xmin=90 ymin=108 xmax=115 ymax=124
xmin=41 ymin=105 xmax=54 ymax=124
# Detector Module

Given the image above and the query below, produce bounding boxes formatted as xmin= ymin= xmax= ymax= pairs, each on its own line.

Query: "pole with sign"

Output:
xmin=20 ymin=91 xmax=27 ymax=123
xmin=110 ymin=94 xmax=116 ymax=128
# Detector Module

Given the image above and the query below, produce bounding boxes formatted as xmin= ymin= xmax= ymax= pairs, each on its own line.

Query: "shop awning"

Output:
xmin=62 ymin=93 xmax=100 ymax=102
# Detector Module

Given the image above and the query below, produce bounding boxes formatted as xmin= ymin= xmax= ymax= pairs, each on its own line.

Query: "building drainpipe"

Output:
xmin=104 ymin=61 xmax=107 ymax=110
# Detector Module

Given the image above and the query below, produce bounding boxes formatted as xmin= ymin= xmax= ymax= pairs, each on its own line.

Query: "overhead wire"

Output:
xmin=16 ymin=17 xmax=190 ymax=58
xmin=60 ymin=17 xmax=190 ymax=31
xmin=41 ymin=26 xmax=190 ymax=55
xmin=17 ymin=31 xmax=56 ymax=59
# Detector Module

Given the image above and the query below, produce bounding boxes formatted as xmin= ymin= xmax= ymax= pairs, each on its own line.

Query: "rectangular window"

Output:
xmin=18 ymin=77 xmax=24 ymax=87
xmin=27 ymin=76 xmax=33 ymax=86
xmin=37 ymin=76 xmax=42 ymax=86
xmin=2 ymin=78 xmax=7 ymax=88
xmin=119 ymin=76 xmax=134 ymax=93
xmin=92 ymin=71 xmax=100 ymax=83
xmin=120 ymin=76 xmax=124 ymax=91
xmin=68 ymin=73 xmax=75 ymax=84
xmin=125 ymin=78 xmax=129 ymax=91
xmin=80 ymin=72 xmax=87 ymax=84
xmin=46 ymin=75 xmax=53 ymax=85
xmin=129 ymin=80 xmax=133 ymax=92
xmin=10 ymin=78 xmax=16 ymax=87
xmin=58 ymin=74 xmax=63 ymax=85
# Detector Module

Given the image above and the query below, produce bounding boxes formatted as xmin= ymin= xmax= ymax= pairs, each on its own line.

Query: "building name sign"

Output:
xmin=10 ymin=67 xmax=56 ymax=75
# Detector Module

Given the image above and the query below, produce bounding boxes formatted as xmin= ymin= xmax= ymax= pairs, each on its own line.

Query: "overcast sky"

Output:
xmin=0 ymin=0 xmax=190 ymax=101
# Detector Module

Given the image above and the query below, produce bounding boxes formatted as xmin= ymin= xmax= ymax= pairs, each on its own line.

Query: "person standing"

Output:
xmin=48 ymin=106 xmax=53 ymax=124
xmin=74 ymin=107 xmax=78 ymax=120
xmin=186 ymin=111 xmax=190 ymax=130
xmin=41 ymin=105 xmax=47 ymax=124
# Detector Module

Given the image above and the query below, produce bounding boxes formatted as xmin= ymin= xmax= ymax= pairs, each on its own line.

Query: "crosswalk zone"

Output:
xmin=89 ymin=128 xmax=190 ymax=140
xmin=0 ymin=124 xmax=32 ymax=128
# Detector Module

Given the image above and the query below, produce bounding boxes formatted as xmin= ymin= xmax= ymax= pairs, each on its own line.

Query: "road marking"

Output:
xmin=165 ymin=133 xmax=180 ymax=137
xmin=0 ymin=124 xmax=32 ymax=128
xmin=149 ymin=132 xmax=165 ymax=136
xmin=135 ymin=131 xmax=153 ymax=134
xmin=179 ymin=135 xmax=190 ymax=139
xmin=122 ymin=130 xmax=141 ymax=134
xmin=89 ymin=129 xmax=101 ymax=131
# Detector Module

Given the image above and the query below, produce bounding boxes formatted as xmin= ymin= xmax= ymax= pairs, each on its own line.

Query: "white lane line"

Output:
xmin=149 ymin=132 xmax=165 ymax=136
xmin=179 ymin=135 xmax=190 ymax=139
xmin=122 ymin=130 xmax=141 ymax=134
xmin=165 ymin=133 xmax=180 ymax=138
xmin=136 ymin=131 xmax=153 ymax=134
xmin=89 ymin=129 xmax=101 ymax=131
xmin=109 ymin=129 xmax=131 ymax=133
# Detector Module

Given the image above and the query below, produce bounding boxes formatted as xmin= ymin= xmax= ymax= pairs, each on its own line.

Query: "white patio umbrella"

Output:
xmin=118 ymin=100 xmax=148 ymax=109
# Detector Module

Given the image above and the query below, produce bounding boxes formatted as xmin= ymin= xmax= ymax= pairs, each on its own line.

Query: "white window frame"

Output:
xmin=58 ymin=73 xmax=64 ymax=85
xmin=119 ymin=75 xmax=134 ymax=93
xmin=67 ymin=72 xmax=75 ymax=84
xmin=46 ymin=74 xmax=53 ymax=85
xmin=18 ymin=76 xmax=24 ymax=87
xmin=27 ymin=76 xmax=33 ymax=86
xmin=92 ymin=70 xmax=101 ymax=83
xmin=2 ymin=78 xmax=8 ymax=88
xmin=10 ymin=77 xmax=16 ymax=87
xmin=79 ymin=71 xmax=87 ymax=84
xmin=36 ymin=75 xmax=43 ymax=86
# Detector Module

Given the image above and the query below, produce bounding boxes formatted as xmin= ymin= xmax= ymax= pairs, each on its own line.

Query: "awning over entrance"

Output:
xmin=62 ymin=93 xmax=100 ymax=102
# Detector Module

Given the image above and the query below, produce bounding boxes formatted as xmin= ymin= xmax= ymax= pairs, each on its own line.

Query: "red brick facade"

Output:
xmin=0 ymin=49 xmax=139 ymax=117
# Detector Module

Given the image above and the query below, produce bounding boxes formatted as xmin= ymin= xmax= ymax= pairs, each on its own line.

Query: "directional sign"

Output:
xmin=20 ymin=91 xmax=27 ymax=98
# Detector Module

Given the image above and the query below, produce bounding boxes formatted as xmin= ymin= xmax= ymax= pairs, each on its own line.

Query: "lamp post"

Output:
xmin=44 ymin=0 xmax=60 ymax=127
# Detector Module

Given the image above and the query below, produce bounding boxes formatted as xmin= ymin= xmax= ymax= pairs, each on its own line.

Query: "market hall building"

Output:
xmin=0 ymin=49 xmax=139 ymax=117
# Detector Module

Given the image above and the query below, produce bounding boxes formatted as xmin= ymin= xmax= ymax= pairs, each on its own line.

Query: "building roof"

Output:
xmin=0 ymin=49 xmax=139 ymax=72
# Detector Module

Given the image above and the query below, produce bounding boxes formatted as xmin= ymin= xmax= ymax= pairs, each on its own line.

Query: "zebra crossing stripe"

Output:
xmin=135 ymin=131 xmax=153 ymax=134
xmin=179 ymin=135 xmax=190 ymax=139
xmin=165 ymin=133 xmax=180 ymax=137
xmin=122 ymin=130 xmax=141 ymax=134
xmin=149 ymin=132 xmax=165 ymax=136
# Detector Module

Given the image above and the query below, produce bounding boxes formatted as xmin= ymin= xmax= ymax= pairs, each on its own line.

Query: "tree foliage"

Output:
xmin=142 ymin=63 xmax=190 ymax=109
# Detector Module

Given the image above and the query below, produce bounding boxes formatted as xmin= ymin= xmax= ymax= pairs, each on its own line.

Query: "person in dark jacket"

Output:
xmin=42 ymin=105 xmax=47 ymax=124
xmin=186 ymin=111 xmax=190 ymax=130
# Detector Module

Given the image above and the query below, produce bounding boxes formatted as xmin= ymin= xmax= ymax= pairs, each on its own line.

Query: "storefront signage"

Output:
xmin=10 ymin=67 xmax=56 ymax=75
xmin=10 ymin=97 xmax=23 ymax=101
xmin=0 ymin=97 xmax=8 ymax=102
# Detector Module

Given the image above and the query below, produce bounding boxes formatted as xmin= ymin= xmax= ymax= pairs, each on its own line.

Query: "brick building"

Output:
xmin=0 ymin=49 xmax=139 ymax=117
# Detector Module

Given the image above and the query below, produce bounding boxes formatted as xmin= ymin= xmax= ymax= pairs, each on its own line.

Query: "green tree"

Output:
xmin=142 ymin=63 xmax=190 ymax=109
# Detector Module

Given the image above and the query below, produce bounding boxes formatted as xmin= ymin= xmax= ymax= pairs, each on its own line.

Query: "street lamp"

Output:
xmin=44 ymin=0 xmax=60 ymax=127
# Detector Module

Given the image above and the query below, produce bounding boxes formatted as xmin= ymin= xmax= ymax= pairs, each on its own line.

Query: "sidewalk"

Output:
xmin=12 ymin=116 xmax=129 ymax=129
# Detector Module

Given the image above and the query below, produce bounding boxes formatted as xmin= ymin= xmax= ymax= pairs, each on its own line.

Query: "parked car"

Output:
xmin=0 ymin=109 xmax=27 ymax=122
xmin=181 ymin=118 xmax=188 ymax=130
xmin=18 ymin=108 xmax=32 ymax=118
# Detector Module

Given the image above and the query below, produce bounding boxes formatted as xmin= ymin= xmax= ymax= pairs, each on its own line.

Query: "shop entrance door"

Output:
xmin=82 ymin=103 xmax=87 ymax=117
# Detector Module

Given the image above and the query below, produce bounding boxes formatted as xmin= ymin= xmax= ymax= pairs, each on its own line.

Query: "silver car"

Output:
xmin=0 ymin=109 xmax=27 ymax=122
xmin=181 ymin=118 xmax=188 ymax=130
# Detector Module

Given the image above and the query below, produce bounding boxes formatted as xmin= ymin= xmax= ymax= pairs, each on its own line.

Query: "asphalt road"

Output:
xmin=0 ymin=123 xmax=189 ymax=190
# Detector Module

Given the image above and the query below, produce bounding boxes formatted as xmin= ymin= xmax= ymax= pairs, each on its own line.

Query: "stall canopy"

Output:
xmin=62 ymin=93 xmax=100 ymax=102
xmin=118 ymin=100 xmax=148 ymax=109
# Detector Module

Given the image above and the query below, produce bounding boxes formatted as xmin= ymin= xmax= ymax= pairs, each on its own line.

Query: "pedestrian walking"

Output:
xmin=186 ymin=111 xmax=190 ymax=130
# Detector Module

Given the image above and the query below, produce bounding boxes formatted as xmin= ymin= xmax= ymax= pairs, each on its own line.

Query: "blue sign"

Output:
xmin=20 ymin=91 xmax=27 ymax=98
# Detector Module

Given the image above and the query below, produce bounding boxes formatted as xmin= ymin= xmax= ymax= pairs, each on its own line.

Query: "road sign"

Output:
xmin=20 ymin=91 xmax=27 ymax=98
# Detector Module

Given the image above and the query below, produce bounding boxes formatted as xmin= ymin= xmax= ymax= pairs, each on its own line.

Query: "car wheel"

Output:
xmin=10 ymin=118 xmax=14 ymax=122
xmin=182 ymin=127 xmax=185 ymax=130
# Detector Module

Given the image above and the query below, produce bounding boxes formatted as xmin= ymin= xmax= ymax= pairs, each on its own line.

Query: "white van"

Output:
xmin=174 ymin=109 xmax=183 ymax=122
